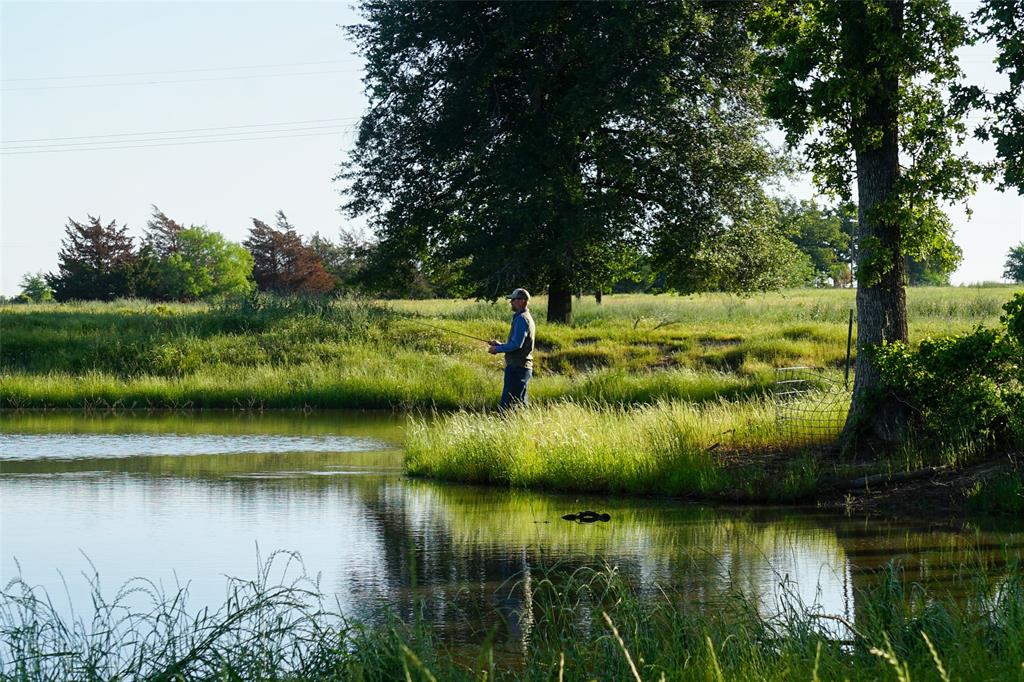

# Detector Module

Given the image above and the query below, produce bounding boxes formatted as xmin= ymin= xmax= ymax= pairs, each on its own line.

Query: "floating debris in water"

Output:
xmin=561 ymin=510 xmax=611 ymax=523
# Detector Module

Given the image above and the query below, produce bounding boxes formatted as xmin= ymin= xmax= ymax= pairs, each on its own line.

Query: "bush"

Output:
xmin=875 ymin=293 xmax=1023 ymax=452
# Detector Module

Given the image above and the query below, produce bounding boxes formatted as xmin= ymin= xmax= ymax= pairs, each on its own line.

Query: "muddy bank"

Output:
xmin=815 ymin=453 xmax=1022 ymax=523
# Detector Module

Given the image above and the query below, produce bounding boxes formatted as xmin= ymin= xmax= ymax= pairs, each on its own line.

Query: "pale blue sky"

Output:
xmin=2 ymin=1 xmax=1022 ymax=296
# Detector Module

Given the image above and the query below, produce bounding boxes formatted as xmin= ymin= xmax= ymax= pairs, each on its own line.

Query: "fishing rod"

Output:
xmin=407 ymin=318 xmax=493 ymax=344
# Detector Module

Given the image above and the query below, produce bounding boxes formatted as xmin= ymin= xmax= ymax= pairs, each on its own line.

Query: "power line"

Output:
xmin=2 ymin=68 xmax=361 ymax=92
xmin=1 ymin=59 xmax=362 ymax=82
xmin=1 ymin=122 xmax=360 ymax=150
xmin=0 ymin=127 xmax=358 ymax=153
xmin=2 ymin=116 xmax=360 ymax=144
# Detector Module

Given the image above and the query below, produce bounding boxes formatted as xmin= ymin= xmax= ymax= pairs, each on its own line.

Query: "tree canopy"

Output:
xmin=18 ymin=272 xmax=54 ymax=303
xmin=1005 ymin=242 xmax=1024 ymax=282
xmin=774 ymin=199 xmax=854 ymax=286
xmin=341 ymin=0 xmax=784 ymax=322
xmin=970 ymin=0 xmax=1024 ymax=193
xmin=135 ymin=207 xmax=253 ymax=301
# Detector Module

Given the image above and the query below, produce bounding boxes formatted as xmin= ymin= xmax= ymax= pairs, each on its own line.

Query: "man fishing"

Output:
xmin=488 ymin=288 xmax=536 ymax=411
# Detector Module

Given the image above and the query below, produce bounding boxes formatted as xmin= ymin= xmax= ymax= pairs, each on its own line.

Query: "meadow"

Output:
xmin=1 ymin=287 xmax=1016 ymax=411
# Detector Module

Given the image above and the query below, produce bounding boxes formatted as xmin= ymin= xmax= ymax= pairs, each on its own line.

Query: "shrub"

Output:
xmin=875 ymin=294 xmax=1023 ymax=452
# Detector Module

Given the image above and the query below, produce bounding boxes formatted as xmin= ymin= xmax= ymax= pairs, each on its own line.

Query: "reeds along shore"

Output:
xmin=1 ymin=287 xmax=1018 ymax=411
xmin=2 ymin=552 xmax=1022 ymax=681
xmin=404 ymin=399 xmax=830 ymax=500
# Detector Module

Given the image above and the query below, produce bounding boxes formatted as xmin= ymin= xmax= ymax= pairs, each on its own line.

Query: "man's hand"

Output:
xmin=487 ymin=340 xmax=499 ymax=355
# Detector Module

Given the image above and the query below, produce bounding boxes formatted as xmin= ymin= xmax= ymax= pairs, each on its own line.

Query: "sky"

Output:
xmin=2 ymin=1 xmax=1022 ymax=297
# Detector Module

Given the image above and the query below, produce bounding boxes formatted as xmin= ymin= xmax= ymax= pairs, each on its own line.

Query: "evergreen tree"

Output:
xmin=243 ymin=212 xmax=333 ymax=295
xmin=47 ymin=216 xmax=136 ymax=301
xmin=342 ymin=1 xmax=783 ymax=323
xmin=308 ymin=232 xmax=377 ymax=293
xmin=143 ymin=206 xmax=186 ymax=258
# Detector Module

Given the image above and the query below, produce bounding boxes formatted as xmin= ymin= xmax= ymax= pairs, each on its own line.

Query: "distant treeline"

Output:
xmin=12 ymin=200 xmax=958 ymax=304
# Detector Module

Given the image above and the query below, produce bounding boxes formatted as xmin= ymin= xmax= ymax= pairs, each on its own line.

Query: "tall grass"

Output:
xmin=3 ymin=554 xmax=1022 ymax=680
xmin=404 ymin=398 xmax=840 ymax=499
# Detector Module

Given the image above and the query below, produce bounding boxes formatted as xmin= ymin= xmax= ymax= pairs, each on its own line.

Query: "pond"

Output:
xmin=2 ymin=411 xmax=1022 ymax=649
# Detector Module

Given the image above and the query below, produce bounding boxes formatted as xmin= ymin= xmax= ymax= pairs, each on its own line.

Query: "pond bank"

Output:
xmin=404 ymin=401 xmax=1024 ymax=520
xmin=824 ymin=452 xmax=1024 ymax=521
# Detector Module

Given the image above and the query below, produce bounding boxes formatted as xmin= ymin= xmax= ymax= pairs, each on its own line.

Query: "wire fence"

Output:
xmin=774 ymin=366 xmax=851 ymax=451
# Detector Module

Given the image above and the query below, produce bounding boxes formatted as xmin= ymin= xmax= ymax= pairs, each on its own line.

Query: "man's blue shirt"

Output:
xmin=493 ymin=312 xmax=530 ymax=353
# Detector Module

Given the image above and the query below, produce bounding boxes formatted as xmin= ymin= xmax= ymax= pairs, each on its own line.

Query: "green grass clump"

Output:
xmin=965 ymin=456 xmax=1024 ymax=515
xmin=404 ymin=399 xmax=837 ymax=498
xmin=4 ymin=554 xmax=1023 ymax=681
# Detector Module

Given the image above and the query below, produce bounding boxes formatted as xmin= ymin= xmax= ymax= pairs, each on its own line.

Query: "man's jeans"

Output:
xmin=499 ymin=366 xmax=532 ymax=411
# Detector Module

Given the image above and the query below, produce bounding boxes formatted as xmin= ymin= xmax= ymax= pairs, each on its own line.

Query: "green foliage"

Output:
xmin=875 ymin=293 xmax=1024 ymax=449
xmin=774 ymin=198 xmax=854 ymax=286
xmin=308 ymin=230 xmax=375 ymax=293
xmin=906 ymin=247 xmax=962 ymax=286
xmin=965 ymin=456 xmax=1024 ymax=515
xmin=1004 ymin=242 xmax=1024 ymax=283
xmin=17 ymin=271 xmax=54 ymax=303
xmin=155 ymin=227 xmax=254 ymax=300
xmin=969 ymin=0 xmax=1024 ymax=192
xmin=752 ymin=0 xmax=978 ymax=213
xmin=666 ymin=204 xmax=816 ymax=293
xmin=343 ymin=1 xmax=783 ymax=319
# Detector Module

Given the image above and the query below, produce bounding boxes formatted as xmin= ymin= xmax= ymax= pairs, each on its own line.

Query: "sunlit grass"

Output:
xmin=3 ymin=288 xmax=1018 ymax=410
xmin=405 ymin=398 xmax=845 ymax=499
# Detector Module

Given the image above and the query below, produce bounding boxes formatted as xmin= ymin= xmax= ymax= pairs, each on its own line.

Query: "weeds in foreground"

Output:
xmin=2 ymin=555 xmax=1023 ymax=680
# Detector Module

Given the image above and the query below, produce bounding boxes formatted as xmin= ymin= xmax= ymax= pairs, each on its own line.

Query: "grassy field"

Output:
xmin=1 ymin=287 xmax=1018 ymax=411
xmin=3 ymin=552 xmax=1022 ymax=680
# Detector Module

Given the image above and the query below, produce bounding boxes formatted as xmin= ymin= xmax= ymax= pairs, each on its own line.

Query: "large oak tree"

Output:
xmin=340 ymin=1 xmax=782 ymax=323
xmin=752 ymin=0 xmax=980 ymax=451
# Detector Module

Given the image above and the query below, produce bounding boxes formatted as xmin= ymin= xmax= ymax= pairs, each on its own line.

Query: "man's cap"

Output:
xmin=505 ymin=288 xmax=531 ymax=301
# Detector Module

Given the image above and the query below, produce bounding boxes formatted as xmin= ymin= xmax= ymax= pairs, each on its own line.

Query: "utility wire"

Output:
xmin=1 ymin=59 xmax=361 ymax=82
xmin=2 ymin=123 xmax=355 ymax=151
xmin=0 ymin=129 xmax=355 ymax=155
xmin=2 ymin=116 xmax=361 ymax=144
xmin=3 ymin=68 xmax=361 ymax=92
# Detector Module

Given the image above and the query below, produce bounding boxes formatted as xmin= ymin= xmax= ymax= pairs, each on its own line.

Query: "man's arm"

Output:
xmin=491 ymin=315 xmax=527 ymax=353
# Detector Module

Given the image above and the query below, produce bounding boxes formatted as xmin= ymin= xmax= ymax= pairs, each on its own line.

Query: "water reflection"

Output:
xmin=1 ymin=411 xmax=1021 ymax=652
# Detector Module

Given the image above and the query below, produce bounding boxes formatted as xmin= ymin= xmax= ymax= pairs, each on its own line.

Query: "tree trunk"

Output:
xmin=841 ymin=0 xmax=909 ymax=455
xmin=547 ymin=277 xmax=573 ymax=324
xmin=595 ymin=290 xmax=603 ymax=304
